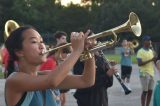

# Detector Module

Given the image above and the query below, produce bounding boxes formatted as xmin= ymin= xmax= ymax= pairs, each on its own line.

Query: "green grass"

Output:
xmin=0 ymin=65 xmax=4 ymax=79
xmin=0 ymin=71 xmax=4 ymax=79
xmin=105 ymin=54 xmax=137 ymax=64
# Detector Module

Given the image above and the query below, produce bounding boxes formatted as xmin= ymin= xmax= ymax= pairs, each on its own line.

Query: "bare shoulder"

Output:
xmin=5 ymin=72 xmax=50 ymax=92
xmin=6 ymin=72 xmax=30 ymax=88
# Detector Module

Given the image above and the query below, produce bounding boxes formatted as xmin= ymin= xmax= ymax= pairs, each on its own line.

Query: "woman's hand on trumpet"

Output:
xmin=70 ymin=30 xmax=95 ymax=54
xmin=70 ymin=31 xmax=86 ymax=54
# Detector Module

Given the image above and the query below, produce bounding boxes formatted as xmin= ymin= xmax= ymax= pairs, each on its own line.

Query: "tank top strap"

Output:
xmin=20 ymin=91 xmax=34 ymax=106
xmin=15 ymin=92 xmax=27 ymax=106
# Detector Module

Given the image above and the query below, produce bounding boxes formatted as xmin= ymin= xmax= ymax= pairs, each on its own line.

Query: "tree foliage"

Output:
xmin=0 ymin=0 xmax=160 ymax=44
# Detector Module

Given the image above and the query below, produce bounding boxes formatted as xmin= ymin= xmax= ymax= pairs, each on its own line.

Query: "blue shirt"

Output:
xmin=120 ymin=47 xmax=132 ymax=66
xmin=19 ymin=89 xmax=58 ymax=106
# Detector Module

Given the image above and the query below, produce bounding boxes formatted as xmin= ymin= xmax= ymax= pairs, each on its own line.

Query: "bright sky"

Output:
xmin=61 ymin=0 xmax=81 ymax=6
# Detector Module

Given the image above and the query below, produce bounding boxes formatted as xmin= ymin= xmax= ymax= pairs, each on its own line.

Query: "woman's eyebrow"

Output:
xmin=29 ymin=37 xmax=38 ymax=40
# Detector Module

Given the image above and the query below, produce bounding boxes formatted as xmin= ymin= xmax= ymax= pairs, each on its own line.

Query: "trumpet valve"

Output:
xmin=80 ymin=51 xmax=94 ymax=61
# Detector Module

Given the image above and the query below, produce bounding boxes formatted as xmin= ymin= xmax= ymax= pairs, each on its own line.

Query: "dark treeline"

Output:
xmin=0 ymin=0 xmax=159 ymax=45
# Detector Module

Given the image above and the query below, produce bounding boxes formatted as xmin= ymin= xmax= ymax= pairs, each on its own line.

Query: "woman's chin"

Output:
xmin=42 ymin=58 xmax=47 ymax=63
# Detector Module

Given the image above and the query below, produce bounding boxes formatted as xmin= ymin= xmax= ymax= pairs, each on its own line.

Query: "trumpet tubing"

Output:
xmin=42 ymin=12 xmax=142 ymax=55
xmin=128 ymin=40 xmax=139 ymax=49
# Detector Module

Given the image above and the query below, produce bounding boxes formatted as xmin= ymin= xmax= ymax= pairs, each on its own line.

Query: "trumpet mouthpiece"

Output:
xmin=40 ymin=49 xmax=47 ymax=55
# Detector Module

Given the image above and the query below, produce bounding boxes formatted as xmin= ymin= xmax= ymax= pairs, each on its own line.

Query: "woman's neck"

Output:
xmin=18 ymin=61 xmax=38 ymax=76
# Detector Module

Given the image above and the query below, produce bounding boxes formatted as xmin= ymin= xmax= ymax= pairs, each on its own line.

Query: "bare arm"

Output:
xmin=57 ymin=57 xmax=96 ymax=89
xmin=6 ymin=51 xmax=82 ymax=91
xmin=137 ymin=58 xmax=154 ymax=66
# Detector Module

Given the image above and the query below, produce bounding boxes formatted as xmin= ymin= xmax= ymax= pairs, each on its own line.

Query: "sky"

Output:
xmin=60 ymin=0 xmax=81 ymax=6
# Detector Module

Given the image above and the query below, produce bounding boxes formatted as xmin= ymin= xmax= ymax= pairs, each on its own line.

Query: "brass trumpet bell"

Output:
xmin=128 ymin=39 xmax=139 ymax=49
xmin=4 ymin=20 xmax=20 ymax=40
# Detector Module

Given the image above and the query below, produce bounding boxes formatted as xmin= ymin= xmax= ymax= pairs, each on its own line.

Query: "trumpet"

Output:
xmin=128 ymin=39 xmax=139 ymax=49
xmin=42 ymin=12 xmax=142 ymax=59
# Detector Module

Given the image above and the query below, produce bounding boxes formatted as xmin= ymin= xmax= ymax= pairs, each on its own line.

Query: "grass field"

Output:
xmin=0 ymin=71 xmax=4 ymax=79
xmin=105 ymin=54 xmax=137 ymax=64
xmin=0 ymin=66 xmax=4 ymax=79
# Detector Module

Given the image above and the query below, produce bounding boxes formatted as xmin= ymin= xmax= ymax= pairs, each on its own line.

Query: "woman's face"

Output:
xmin=19 ymin=29 xmax=47 ymax=65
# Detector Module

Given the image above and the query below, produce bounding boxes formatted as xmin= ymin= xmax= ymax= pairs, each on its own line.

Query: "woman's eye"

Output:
xmin=31 ymin=41 xmax=37 ymax=43
xmin=40 ymin=41 xmax=44 ymax=44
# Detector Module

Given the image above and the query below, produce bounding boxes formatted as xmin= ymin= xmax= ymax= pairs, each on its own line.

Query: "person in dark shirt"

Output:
xmin=73 ymin=51 xmax=117 ymax=106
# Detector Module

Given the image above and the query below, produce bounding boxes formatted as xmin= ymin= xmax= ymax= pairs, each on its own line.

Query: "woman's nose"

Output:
xmin=39 ymin=43 xmax=45 ymax=50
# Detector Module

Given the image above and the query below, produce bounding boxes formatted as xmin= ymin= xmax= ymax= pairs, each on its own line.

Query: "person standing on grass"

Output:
xmin=120 ymin=39 xmax=134 ymax=91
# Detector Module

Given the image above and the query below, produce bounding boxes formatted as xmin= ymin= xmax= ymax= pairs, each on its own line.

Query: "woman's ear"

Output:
xmin=15 ymin=50 xmax=24 ymax=58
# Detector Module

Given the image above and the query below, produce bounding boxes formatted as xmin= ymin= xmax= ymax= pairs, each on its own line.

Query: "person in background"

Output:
xmin=0 ymin=45 xmax=3 ymax=73
xmin=1 ymin=45 xmax=9 ymax=78
xmin=153 ymin=47 xmax=160 ymax=106
xmin=54 ymin=31 xmax=67 ymax=46
xmin=39 ymin=50 xmax=57 ymax=72
xmin=137 ymin=35 xmax=156 ymax=106
xmin=5 ymin=26 xmax=96 ymax=106
xmin=120 ymin=39 xmax=134 ymax=91
xmin=56 ymin=42 xmax=72 ymax=106
xmin=73 ymin=31 xmax=117 ymax=106
xmin=39 ymin=42 xmax=71 ymax=106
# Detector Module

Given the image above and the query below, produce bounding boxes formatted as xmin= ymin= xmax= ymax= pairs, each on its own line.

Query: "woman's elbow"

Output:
xmin=83 ymin=79 xmax=95 ymax=88
xmin=88 ymin=80 xmax=95 ymax=87
xmin=47 ymin=78 xmax=60 ymax=88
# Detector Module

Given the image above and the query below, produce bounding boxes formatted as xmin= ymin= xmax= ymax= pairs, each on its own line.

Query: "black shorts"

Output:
xmin=121 ymin=65 xmax=132 ymax=79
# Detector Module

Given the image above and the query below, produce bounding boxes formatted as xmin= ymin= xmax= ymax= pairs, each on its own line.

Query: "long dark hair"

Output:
xmin=5 ymin=26 xmax=34 ymax=77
